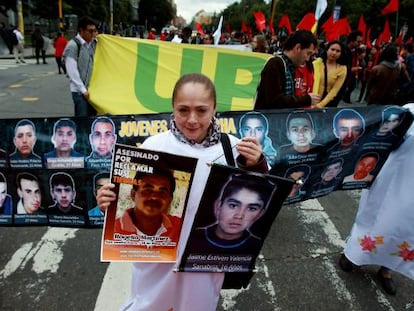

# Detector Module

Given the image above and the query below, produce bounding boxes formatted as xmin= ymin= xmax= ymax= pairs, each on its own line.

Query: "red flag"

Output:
xmin=381 ymin=0 xmax=399 ymax=15
xmin=241 ymin=20 xmax=249 ymax=33
xmin=195 ymin=22 xmax=205 ymax=36
xmin=321 ymin=14 xmax=333 ymax=32
xmin=358 ymin=15 xmax=366 ymax=42
xmin=339 ymin=17 xmax=352 ymax=36
xmin=247 ymin=25 xmax=253 ymax=36
xmin=253 ymin=11 xmax=266 ymax=32
xmin=395 ymin=31 xmax=403 ymax=45
xmin=366 ymin=28 xmax=372 ymax=49
xmin=381 ymin=19 xmax=391 ymax=42
xmin=278 ymin=14 xmax=293 ymax=35
xmin=324 ymin=17 xmax=351 ymax=42
xmin=296 ymin=13 xmax=316 ymax=31
xmin=269 ymin=19 xmax=275 ymax=35
xmin=225 ymin=21 xmax=231 ymax=34
xmin=376 ymin=33 xmax=384 ymax=47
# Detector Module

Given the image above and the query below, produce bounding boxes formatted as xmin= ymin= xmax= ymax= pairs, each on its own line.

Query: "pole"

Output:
xmin=17 ymin=0 xmax=24 ymax=34
xmin=58 ymin=0 xmax=63 ymax=30
xmin=110 ymin=0 xmax=113 ymax=34
xmin=270 ymin=0 xmax=277 ymax=25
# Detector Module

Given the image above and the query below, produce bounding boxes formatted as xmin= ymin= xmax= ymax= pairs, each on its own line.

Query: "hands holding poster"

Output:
xmin=101 ymin=144 xmax=294 ymax=277
xmin=101 ymin=143 xmax=197 ymax=262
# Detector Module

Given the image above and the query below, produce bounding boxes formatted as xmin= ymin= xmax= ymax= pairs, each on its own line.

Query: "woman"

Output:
xmin=366 ymin=44 xmax=410 ymax=105
xmin=97 ymin=73 xmax=267 ymax=311
xmin=53 ymin=32 xmax=67 ymax=74
xmin=312 ymin=40 xmax=348 ymax=108
xmin=251 ymin=34 xmax=269 ymax=53
xmin=340 ymin=103 xmax=414 ymax=296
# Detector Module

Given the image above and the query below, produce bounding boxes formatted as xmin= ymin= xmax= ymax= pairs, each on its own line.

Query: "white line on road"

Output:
xmin=0 ymin=227 xmax=78 ymax=279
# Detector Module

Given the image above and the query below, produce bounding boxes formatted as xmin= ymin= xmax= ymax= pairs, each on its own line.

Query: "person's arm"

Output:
xmin=315 ymin=66 xmax=347 ymax=108
xmin=235 ymin=137 xmax=268 ymax=173
xmin=65 ymin=56 xmax=88 ymax=95
xmin=255 ymin=57 xmax=312 ymax=109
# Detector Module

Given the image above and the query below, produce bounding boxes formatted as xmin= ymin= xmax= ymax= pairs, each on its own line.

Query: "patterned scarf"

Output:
xmin=280 ymin=53 xmax=295 ymax=96
xmin=169 ymin=114 xmax=221 ymax=147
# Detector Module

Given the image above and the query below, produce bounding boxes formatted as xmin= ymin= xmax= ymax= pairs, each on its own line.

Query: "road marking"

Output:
xmin=0 ymin=228 xmax=78 ymax=279
xmin=9 ymin=84 xmax=22 ymax=88
xmin=22 ymin=97 xmax=39 ymax=101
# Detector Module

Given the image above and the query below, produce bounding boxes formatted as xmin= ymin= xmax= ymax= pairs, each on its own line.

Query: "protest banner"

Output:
xmin=0 ymin=105 xmax=412 ymax=227
xmin=89 ymin=35 xmax=270 ymax=114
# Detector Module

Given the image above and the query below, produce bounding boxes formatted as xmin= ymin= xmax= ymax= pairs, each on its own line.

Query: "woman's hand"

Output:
xmin=97 ymin=183 xmax=117 ymax=213
xmin=236 ymin=137 xmax=263 ymax=167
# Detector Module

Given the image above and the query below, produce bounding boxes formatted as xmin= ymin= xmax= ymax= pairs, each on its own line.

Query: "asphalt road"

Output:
xmin=0 ymin=59 xmax=413 ymax=311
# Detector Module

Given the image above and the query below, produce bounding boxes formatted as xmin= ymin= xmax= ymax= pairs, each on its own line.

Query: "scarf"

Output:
xmin=169 ymin=114 xmax=221 ymax=147
xmin=280 ymin=53 xmax=295 ymax=96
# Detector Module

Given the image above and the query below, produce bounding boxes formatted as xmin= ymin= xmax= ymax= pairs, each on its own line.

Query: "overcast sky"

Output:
xmin=175 ymin=0 xmax=237 ymax=23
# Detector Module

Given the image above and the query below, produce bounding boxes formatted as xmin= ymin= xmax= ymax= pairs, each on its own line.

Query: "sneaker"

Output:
xmin=339 ymin=254 xmax=354 ymax=272
xmin=377 ymin=268 xmax=397 ymax=295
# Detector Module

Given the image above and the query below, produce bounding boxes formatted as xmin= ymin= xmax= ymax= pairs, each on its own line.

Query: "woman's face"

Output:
xmin=327 ymin=43 xmax=342 ymax=61
xmin=173 ymin=82 xmax=216 ymax=143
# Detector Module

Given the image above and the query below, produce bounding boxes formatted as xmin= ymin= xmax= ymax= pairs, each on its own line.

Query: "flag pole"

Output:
xmin=270 ymin=0 xmax=277 ymax=25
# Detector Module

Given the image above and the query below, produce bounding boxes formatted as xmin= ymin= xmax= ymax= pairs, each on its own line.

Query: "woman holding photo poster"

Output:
xmin=97 ymin=73 xmax=268 ymax=311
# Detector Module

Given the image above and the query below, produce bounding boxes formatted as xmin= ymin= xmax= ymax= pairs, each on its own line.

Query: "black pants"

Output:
xmin=343 ymin=75 xmax=357 ymax=103
xmin=35 ymin=46 xmax=46 ymax=64
xmin=55 ymin=57 xmax=66 ymax=74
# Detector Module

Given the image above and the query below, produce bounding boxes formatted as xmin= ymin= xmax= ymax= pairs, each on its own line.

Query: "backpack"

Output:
xmin=62 ymin=37 xmax=82 ymax=66
xmin=10 ymin=31 xmax=18 ymax=46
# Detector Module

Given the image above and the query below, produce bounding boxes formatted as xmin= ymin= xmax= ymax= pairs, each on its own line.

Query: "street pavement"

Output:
xmin=0 ymin=57 xmax=413 ymax=311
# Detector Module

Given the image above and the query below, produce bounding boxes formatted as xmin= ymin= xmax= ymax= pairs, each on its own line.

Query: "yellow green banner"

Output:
xmin=90 ymin=35 xmax=271 ymax=115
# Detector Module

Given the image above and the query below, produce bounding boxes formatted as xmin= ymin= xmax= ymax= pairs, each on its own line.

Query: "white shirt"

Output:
xmin=120 ymin=131 xmax=240 ymax=311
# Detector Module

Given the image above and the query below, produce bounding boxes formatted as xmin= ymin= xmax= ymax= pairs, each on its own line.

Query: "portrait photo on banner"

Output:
xmin=179 ymin=163 xmax=293 ymax=274
xmin=101 ymin=143 xmax=198 ymax=263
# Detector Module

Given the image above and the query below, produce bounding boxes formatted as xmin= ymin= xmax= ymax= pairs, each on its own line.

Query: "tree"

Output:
xmin=138 ymin=0 xmax=174 ymax=31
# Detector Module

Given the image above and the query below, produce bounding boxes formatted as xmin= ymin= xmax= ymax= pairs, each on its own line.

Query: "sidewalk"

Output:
xmin=0 ymin=46 xmax=54 ymax=59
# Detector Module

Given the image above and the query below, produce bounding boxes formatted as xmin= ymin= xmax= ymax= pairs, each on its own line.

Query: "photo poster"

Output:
xmin=101 ymin=143 xmax=198 ymax=262
xmin=179 ymin=163 xmax=294 ymax=273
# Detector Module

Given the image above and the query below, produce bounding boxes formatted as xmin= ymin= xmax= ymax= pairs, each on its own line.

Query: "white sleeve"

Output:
xmin=65 ymin=56 xmax=87 ymax=94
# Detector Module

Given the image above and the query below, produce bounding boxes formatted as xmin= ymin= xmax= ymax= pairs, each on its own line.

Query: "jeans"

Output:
xmin=71 ymin=92 xmax=96 ymax=117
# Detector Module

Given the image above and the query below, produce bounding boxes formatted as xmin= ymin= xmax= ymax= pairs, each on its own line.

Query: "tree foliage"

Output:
xmin=138 ymin=0 xmax=175 ymax=31
xmin=4 ymin=0 xmax=414 ymax=38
